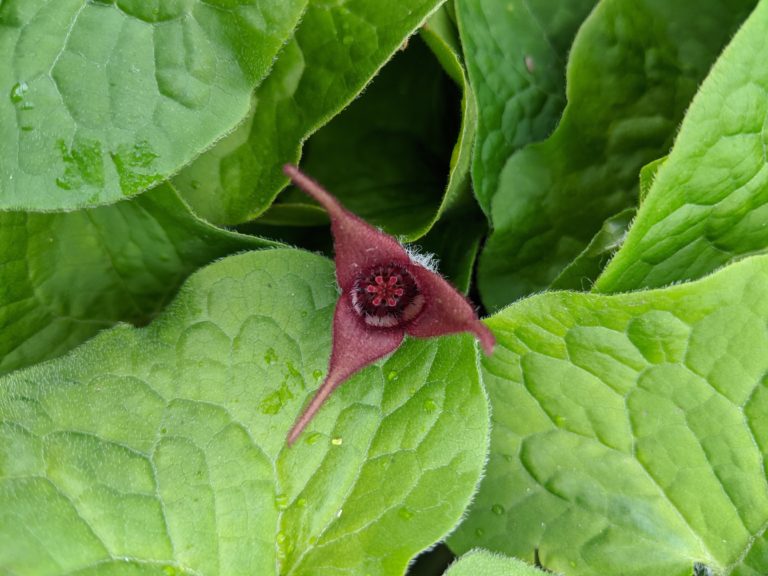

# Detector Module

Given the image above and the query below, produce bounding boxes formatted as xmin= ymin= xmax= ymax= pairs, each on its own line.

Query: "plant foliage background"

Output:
xmin=2 ymin=1 xmax=768 ymax=575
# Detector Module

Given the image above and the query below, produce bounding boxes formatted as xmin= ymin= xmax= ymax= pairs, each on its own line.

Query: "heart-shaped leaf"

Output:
xmin=0 ymin=0 xmax=305 ymax=210
xmin=451 ymin=253 xmax=768 ymax=576
xmin=0 ymin=249 xmax=488 ymax=575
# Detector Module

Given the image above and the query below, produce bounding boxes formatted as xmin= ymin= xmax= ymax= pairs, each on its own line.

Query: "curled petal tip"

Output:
xmin=477 ymin=324 xmax=495 ymax=355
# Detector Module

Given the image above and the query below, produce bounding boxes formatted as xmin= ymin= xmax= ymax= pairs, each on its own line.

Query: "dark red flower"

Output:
xmin=283 ymin=165 xmax=494 ymax=445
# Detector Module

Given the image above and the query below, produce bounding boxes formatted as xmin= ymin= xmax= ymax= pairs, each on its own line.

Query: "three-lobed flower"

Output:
xmin=283 ymin=165 xmax=494 ymax=445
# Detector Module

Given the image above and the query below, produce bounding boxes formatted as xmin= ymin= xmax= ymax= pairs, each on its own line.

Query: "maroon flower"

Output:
xmin=283 ymin=165 xmax=494 ymax=445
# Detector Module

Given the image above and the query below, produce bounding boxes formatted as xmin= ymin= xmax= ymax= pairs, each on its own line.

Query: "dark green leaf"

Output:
xmin=596 ymin=0 xmax=768 ymax=293
xmin=550 ymin=208 xmax=635 ymax=291
xmin=457 ymin=0 xmax=597 ymax=212
xmin=0 ymin=184 xmax=275 ymax=374
xmin=477 ymin=0 xmax=756 ymax=311
xmin=173 ymin=0 xmax=444 ymax=226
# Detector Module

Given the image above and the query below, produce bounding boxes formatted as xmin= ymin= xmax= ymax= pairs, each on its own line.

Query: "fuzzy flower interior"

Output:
xmin=283 ymin=165 xmax=495 ymax=445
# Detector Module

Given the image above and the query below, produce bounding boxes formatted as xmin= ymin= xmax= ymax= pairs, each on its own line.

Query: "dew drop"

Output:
xmin=10 ymin=81 xmax=28 ymax=104
xmin=475 ymin=528 xmax=485 ymax=537
xmin=492 ymin=504 xmax=505 ymax=515
xmin=276 ymin=531 xmax=294 ymax=558
xmin=275 ymin=493 xmax=289 ymax=510
xmin=312 ymin=369 xmax=324 ymax=381
xmin=423 ymin=399 xmax=437 ymax=413
xmin=264 ymin=347 xmax=278 ymax=365
xmin=387 ymin=370 xmax=398 ymax=382
xmin=398 ymin=507 xmax=414 ymax=520
xmin=331 ymin=437 xmax=343 ymax=446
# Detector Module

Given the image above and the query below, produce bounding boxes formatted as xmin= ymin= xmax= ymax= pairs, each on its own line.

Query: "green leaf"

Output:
xmin=457 ymin=0 xmax=597 ymax=212
xmin=284 ymin=36 xmax=459 ymax=240
xmin=550 ymin=208 xmax=635 ymax=291
xmin=596 ymin=0 xmax=768 ymax=293
xmin=638 ymin=156 xmax=667 ymax=205
xmin=420 ymin=3 xmax=477 ymax=220
xmin=477 ymin=0 xmax=756 ymax=311
xmin=415 ymin=210 xmax=486 ymax=295
xmin=445 ymin=550 xmax=548 ymax=576
xmin=0 ymin=183 xmax=275 ymax=375
xmin=0 ymin=249 xmax=489 ymax=575
xmin=450 ymin=253 xmax=768 ymax=576
xmin=270 ymin=6 xmax=480 ymax=243
xmin=0 ymin=0 xmax=305 ymax=211
xmin=173 ymin=0 xmax=443 ymax=226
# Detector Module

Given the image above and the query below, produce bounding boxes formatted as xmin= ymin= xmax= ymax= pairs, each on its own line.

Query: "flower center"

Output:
xmin=350 ymin=263 xmax=425 ymax=327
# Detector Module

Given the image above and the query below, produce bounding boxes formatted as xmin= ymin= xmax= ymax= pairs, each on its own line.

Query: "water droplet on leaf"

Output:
xmin=331 ymin=437 xmax=343 ymax=446
xmin=387 ymin=370 xmax=398 ymax=381
xmin=398 ymin=507 xmax=414 ymax=520
xmin=423 ymin=399 xmax=437 ymax=412
xmin=264 ymin=348 xmax=278 ymax=365
xmin=10 ymin=81 xmax=28 ymax=103
xmin=492 ymin=504 xmax=505 ymax=515
xmin=275 ymin=493 xmax=289 ymax=510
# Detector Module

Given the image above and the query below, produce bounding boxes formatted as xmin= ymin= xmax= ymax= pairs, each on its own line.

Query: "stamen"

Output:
xmin=350 ymin=263 xmax=425 ymax=328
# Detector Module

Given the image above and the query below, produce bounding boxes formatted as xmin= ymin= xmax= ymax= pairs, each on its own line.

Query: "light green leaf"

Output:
xmin=457 ymin=0 xmax=597 ymax=212
xmin=477 ymin=0 xmax=756 ymax=311
xmin=0 ymin=183 xmax=276 ymax=375
xmin=451 ymin=254 xmax=768 ymax=576
xmin=596 ymin=0 xmax=768 ymax=293
xmin=445 ymin=550 xmax=549 ymax=576
xmin=550 ymin=208 xmax=635 ymax=291
xmin=173 ymin=0 xmax=443 ymax=226
xmin=0 ymin=249 xmax=488 ymax=576
xmin=0 ymin=0 xmax=305 ymax=211
xmin=638 ymin=156 xmax=667 ymax=205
